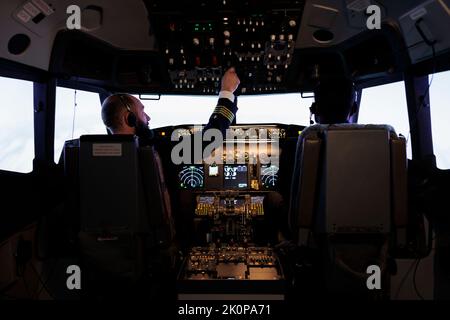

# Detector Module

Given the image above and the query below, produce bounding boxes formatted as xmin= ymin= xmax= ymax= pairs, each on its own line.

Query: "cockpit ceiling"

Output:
xmin=0 ymin=0 xmax=155 ymax=71
xmin=0 ymin=0 xmax=449 ymax=72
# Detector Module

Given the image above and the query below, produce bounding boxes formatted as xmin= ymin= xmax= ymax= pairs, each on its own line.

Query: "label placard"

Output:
xmin=92 ymin=144 xmax=122 ymax=157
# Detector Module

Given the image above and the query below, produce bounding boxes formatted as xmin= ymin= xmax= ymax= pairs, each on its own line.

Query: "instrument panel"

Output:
xmin=182 ymin=246 xmax=281 ymax=280
xmin=148 ymin=0 xmax=304 ymax=95
xmin=171 ymin=125 xmax=297 ymax=191
xmin=178 ymin=162 xmax=279 ymax=191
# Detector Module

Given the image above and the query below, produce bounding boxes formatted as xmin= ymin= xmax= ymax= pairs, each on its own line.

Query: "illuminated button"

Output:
xmin=193 ymin=38 xmax=200 ymax=46
xmin=224 ymin=30 xmax=230 ymax=38
xmin=288 ymin=34 xmax=294 ymax=41
xmin=180 ymin=48 xmax=184 ymax=54
xmin=169 ymin=58 xmax=174 ymax=65
xmin=165 ymin=48 xmax=169 ymax=54
xmin=224 ymin=39 xmax=230 ymax=46
xmin=289 ymin=19 xmax=296 ymax=27
xmin=270 ymin=34 xmax=276 ymax=41
xmin=209 ymin=37 xmax=215 ymax=45
xmin=279 ymin=34 xmax=285 ymax=41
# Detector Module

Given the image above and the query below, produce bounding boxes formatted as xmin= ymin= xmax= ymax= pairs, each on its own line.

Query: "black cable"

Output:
xmin=35 ymin=258 xmax=59 ymax=299
xmin=0 ymin=280 xmax=19 ymax=299
xmin=413 ymin=258 xmax=425 ymax=300
xmin=21 ymin=269 xmax=33 ymax=300
xmin=407 ymin=43 xmax=437 ymax=143
xmin=394 ymin=259 xmax=419 ymax=300
xmin=30 ymin=262 xmax=55 ymax=300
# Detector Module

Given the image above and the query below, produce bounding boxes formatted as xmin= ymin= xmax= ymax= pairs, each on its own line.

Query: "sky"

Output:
xmin=0 ymin=72 xmax=449 ymax=173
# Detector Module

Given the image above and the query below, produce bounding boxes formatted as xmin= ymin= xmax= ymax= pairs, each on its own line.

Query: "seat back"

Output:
xmin=289 ymin=124 xmax=407 ymax=244
xmin=75 ymin=135 xmax=177 ymax=298
xmin=79 ymin=135 xmax=144 ymax=234
xmin=288 ymin=124 xmax=408 ymax=296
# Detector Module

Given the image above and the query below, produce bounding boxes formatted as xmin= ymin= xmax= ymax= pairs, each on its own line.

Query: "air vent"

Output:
xmin=8 ymin=34 xmax=31 ymax=55
xmin=313 ymin=29 xmax=334 ymax=43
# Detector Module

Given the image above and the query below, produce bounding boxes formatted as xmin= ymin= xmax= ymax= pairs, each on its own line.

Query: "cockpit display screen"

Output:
xmin=179 ymin=165 xmax=204 ymax=189
xmin=223 ymin=165 xmax=248 ymax=189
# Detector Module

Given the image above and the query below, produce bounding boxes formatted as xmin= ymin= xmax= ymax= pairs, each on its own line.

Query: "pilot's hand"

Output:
xmin=221 ymin=67 xmax=240 ymax=93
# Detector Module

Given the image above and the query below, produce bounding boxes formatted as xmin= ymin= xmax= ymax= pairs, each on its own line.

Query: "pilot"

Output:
xmin=100 ymin=67 xmax=241 ymax=144
xmin=310 ymin=77 xmax=358 ymax=124
xmin=274 ymin=77 xmax=359 ymax=243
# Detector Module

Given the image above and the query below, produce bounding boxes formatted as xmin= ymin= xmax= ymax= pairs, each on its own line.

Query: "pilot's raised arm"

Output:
xmin=203 ymin=67 xmax=240 ymax=136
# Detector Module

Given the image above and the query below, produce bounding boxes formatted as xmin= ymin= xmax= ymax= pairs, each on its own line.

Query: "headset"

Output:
xmin=117 ymin=94 xmax=137 ymax=128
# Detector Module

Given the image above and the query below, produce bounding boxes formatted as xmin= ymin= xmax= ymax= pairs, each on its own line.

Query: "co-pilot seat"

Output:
xmin=289 ymin=124 xmax=408 ymax=297
xmin=73 ymin=134 xmax=176 ymax=299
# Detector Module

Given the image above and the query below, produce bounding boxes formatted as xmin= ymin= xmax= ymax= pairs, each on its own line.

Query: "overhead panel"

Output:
xmin=399 ymin=0 xmax=450 ymax=63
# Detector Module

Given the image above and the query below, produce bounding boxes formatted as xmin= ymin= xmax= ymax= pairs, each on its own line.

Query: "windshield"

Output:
xmin=137 ymin=93 xmax=312 ymax=128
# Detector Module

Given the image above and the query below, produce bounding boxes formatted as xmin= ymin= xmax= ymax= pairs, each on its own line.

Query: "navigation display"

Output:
xmin=223 ymin=165 xmax=248 ymax=189
xmin=179 ymin=165 xmax=204 ymax=189
xmin=260 ymin=164 xmax=279 ymax=189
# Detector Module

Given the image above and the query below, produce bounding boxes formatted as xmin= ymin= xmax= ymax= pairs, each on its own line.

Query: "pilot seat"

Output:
xmin=65 ymin=134 xmax=177 ymax=300
xmin=288 ymin=124 xmax=408 ymax=299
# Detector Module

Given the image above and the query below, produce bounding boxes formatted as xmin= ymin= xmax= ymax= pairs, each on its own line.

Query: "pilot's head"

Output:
xmin=312 ymin=78 xmax=357 ymax=124
xmin=101 ymin=94 xmax=151 ymax=135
